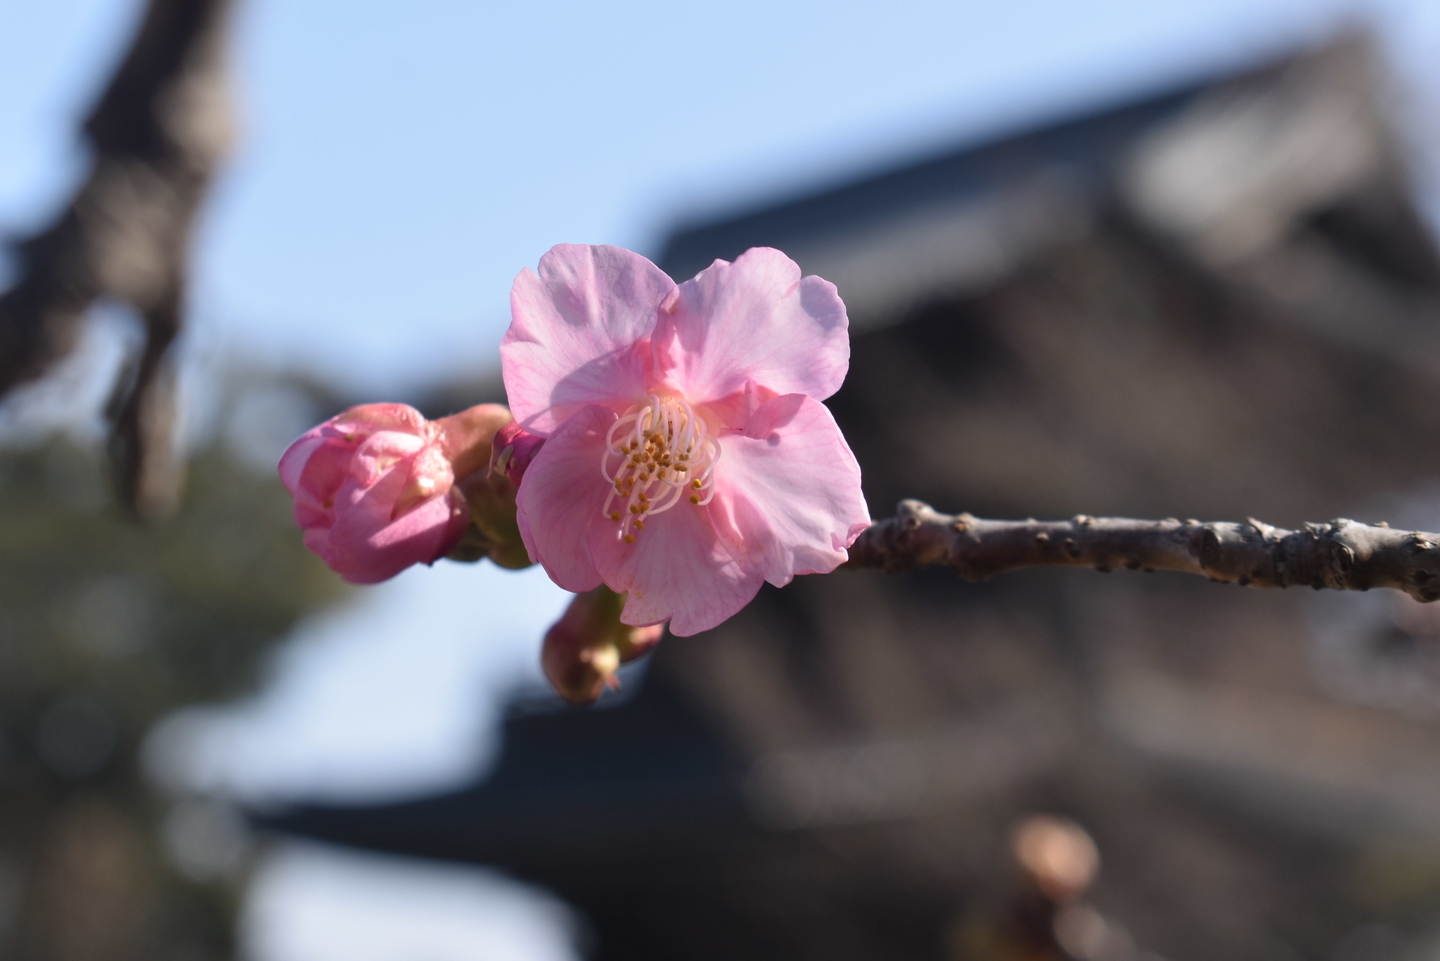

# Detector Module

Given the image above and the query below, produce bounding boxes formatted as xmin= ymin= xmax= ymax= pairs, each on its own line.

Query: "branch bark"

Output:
xmin=0 ymin=0 xmax=234 ymax=517
xmin=845 ymin=499 xmax=1440 ymax=602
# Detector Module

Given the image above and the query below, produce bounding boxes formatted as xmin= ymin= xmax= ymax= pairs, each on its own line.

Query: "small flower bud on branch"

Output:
xmin=845 ymin=500 xmax=1440 ymax=602
xmin=278 ymin=403 xmax=471 ymax=584
xmin=489 ymin=421 xmax=544 ymax=486
xmin=542 ymin=586 xmax=664 ymax=706
xmin=278 ymin=402 xmax=534 ymax=581
xmin=440 ymin=405 xmax=534 ymax=570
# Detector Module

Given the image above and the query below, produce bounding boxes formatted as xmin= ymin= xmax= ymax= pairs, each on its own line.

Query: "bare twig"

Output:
xmin=846 ymin=500 xmax=1440 ymax=602
xmin=0 ymin=0 xmax=234 ymax=516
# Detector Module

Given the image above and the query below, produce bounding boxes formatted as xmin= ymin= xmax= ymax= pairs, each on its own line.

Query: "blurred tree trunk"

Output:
xmin=0 ymin=6 xmax=257 ymax=957
xmin=0 ymin=0 xmax=234 ymax=518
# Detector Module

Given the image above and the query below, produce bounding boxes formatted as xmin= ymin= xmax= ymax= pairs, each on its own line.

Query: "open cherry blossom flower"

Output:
xmin=502 ymin=244 xmax=870 ymax=635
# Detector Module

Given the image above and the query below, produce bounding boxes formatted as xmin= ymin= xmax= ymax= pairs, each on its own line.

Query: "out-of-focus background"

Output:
xmin=5 ymin=1 xmax=1440 ymax=959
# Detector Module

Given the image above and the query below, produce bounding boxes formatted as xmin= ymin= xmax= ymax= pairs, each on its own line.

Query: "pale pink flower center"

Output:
xmin=599 ymin=394 xmax=720 ymax=543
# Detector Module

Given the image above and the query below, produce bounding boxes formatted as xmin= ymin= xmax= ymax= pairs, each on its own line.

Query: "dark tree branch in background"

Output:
xmin=0 ymin=0 xmax=234 ymax=517
xmin=846 ymin=500 xmax=1440 ymax=602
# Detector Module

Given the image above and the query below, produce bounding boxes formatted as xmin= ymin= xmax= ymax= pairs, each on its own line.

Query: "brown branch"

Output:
xmin=0 ymin=0 xmax=234 ymax=517
xmin=845 ymin=499 xmax=1440 ymax=602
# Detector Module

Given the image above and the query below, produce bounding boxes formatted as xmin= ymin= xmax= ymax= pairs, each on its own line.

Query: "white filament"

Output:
xmin=599 ymin=395 xmax=720 ymax=541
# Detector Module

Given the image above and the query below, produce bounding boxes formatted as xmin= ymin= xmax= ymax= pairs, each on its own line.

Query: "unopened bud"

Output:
xmin=1012 ymin=815 xmax=1098 ymax=903
xmin=436 ymin=404 xmax=513 ymax=480
xmin=434 ymin=405 xmax=533 ymax=570
xmin=490 ymin=421 xmax=545 ymax=486
xmin=542 ymin=586 xmax=664 ymax=705
xmin=278 ymin=403 xmax=469 ymax=584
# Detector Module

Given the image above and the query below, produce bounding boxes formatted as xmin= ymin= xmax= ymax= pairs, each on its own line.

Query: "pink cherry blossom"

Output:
xmin=278 ymin=403 xmax=471 ymax=584
xmin=501 ymin=244 xmax=870 ymax=636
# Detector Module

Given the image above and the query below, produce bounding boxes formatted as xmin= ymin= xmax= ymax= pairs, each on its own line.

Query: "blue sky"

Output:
xmin=6 ymin=0 xmax=1438 ymax=397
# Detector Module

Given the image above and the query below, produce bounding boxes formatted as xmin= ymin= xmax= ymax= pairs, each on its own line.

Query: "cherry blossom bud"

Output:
xmin=542 ymin=586 xmax=664 ymax=705
xmin=435 ymin=403 xmax=513 ymax=482
xmin=1012 ymin=815 xmax=1099 ymax=903
xmin=424 ymin=404 xmax=532 ymax=570
xmin=490 ymin=421 xmax=545 ymax=486
xmin=279 ymin=403 xmax=469 ymax=584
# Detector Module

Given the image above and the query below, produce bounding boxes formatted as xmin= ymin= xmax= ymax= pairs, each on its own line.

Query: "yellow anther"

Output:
xmin=634 ymin=519 xmax=645 ymax=530
xmin=623 ymin=534 xmax=636 ymax=544
xmin=601 ymin=394 xmax=720 ymax=525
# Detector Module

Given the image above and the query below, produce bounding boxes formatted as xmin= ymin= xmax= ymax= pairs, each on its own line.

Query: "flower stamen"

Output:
xmin=599 ymin=395 xmax=720 ymax=541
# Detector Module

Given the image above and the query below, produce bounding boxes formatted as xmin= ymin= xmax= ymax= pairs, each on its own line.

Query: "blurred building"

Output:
xmin=273 ymin=36 xmax=1440 ymax=961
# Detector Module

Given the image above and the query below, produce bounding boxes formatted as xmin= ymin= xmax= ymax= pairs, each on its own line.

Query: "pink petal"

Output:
xmin=332 ymin=403 xmax=428 ymax=435
xmin=350 ymin=430 xmax=427 ymax=487
xmin=513 ymin=405 xmax=616 ymax=594
xmin=652 ymin=248 xmax=849 ymax=408
xmin=502 ymin=245 xmax=675 ymax=434
xmin=278 ymin=428 xmax=331 ymax=496
xmin=287 ymin=437 xmax=354 ymax=524
xmin=324 ymin=473 xmax=465 ymax=584
xmin=708 ymin=393 xmax=869 ymax=587
xmin=589 ymin=494 xmax=764 ymax=638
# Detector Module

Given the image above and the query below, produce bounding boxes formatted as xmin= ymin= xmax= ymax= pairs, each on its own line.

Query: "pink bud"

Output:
xmin=278 ymin=403 xmax=469 ymax=584
xmin=490 ymin=421 xmax=545 ymax=486
xmin=541 ymin=586 xmax=664 ymax=705
xmin=1012 ymin=816 xmax=1099 ymax=903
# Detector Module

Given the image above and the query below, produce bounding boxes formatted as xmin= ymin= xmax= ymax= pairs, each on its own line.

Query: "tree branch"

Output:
xmin=0 ymin=0 xmax=234 ymax=517
xmin=845 ymin=500 xmax=1440 ymax=602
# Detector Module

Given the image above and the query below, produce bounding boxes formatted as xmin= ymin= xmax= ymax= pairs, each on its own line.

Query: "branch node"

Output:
xmin=1330 ymin=542 xmax=1356 ymax=579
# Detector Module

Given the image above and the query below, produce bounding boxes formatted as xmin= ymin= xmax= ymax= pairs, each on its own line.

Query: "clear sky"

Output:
xmin=4 ymin=0 xmax=1438 ymax=397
